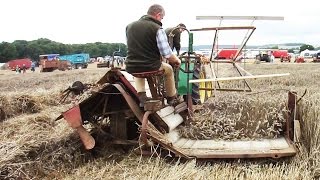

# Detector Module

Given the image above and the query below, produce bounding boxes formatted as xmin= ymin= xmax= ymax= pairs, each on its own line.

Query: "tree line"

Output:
xmin=1 ymin=38 xmax=318 ymax=64
xmin=265 ymin=44 xmax=318 ymax=53
xmin=0 ymin=38 xmax=127 ymax=63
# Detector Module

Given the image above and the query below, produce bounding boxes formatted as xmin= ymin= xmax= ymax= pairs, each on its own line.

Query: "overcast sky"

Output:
xmin=1 ymin=0 xmax=319 ymax=47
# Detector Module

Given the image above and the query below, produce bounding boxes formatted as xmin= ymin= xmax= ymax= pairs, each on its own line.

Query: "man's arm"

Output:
xmin=156 ymin=28 xmax=181 ymax=66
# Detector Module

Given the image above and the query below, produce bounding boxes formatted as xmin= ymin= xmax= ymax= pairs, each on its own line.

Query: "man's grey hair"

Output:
xmin=147 ymin=4 xmax=165 ymax=16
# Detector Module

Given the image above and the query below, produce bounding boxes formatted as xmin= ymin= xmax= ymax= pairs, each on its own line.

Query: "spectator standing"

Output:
xmin=165 ymin=23 xmax=186 ymax=55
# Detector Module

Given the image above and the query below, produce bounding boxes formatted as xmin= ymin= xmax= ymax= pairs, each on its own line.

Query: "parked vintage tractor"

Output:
xmin=255 ymin=51 xmax=271 ymax=62
xmin=97 ymin=50 xmax=125 ymax=69
xmin=39 ymin=54 xmax=70 ymax=72
xmin=294 ymin=56 xmax=305 ymax=63
xmin=57 ymin=26 xmax=300 ymax=160
xmin=280 ymin=54 xmax=291 ymax=62
xmin=312 ymin=52 xmax=320 ymax=62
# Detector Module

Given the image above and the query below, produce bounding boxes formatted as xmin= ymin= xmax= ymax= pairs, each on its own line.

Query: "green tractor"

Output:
xmin=174 ymin=26 xmax=253 ymax=105
xmin=176 ymin=52 xmax=214 ymax=105
xmin=168 ymin=28 xmax=215 ymax=106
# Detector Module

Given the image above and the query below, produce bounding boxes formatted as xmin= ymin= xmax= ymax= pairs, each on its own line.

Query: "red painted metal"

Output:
xmin=217 ymin=49 xmax=238 ymax=59
xmin=7 ymin=58 xmax=32 ymax=70
xmin=63 ymin=105 xmax=82 ymax=128
xmin=295 ymin=56 xmax=305 ymax=63
xmin=273 ymin=50 xmax=288 ymax=58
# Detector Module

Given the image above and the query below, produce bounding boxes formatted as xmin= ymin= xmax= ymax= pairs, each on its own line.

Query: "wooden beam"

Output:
xmin=212 ymin=60 xmax=234 ymax=63
xmin=196 ymin=16 xmax=284 ymax=21
xmin=190 ymin=26 xmax=256 ymax=31
xmin=189 ymin=73 xmax=290 ymax=83
xmin=233 ymin=63 xmax=253 ymax=76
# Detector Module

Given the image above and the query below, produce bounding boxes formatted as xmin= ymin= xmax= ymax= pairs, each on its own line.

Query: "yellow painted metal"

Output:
xmin=206 ymin=81 xmax=213 ymax=98
xmin=199 ymin=72 xmax=206 ymax=103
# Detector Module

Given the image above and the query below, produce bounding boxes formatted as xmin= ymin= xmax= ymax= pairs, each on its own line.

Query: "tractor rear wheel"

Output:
xmin=192 ymin=63 xmax=213 ymax=104
xmin=191 ymin=63 xmax=201 ymax=104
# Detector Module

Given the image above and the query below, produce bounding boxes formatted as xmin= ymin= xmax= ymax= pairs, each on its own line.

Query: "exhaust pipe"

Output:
xmin=63 ymin=105 xmax=95 ymax=149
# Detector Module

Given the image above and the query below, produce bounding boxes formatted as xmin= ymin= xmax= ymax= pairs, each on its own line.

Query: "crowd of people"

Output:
xmin=15 ymin=62 xmax=35 ymax=74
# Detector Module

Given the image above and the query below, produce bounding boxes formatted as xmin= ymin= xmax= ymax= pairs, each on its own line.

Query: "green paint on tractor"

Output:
xmin=177 ymin=62 xmax=194 ymax=95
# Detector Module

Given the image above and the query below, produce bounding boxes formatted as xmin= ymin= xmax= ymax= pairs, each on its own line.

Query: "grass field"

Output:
xmin=0 ymin=61 xmax=319 ymax=179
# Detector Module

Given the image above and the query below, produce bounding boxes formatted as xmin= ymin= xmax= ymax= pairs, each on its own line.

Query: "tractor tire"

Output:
xmin=192 ymin=63 xmax=201 ymax=104
xmin=266 ymin=57 xmax=271 ymax=62
xmin=203 ymin=64 xmax=214 ymax=100
xmin=192 ymin=63 xmax=211 ymax=105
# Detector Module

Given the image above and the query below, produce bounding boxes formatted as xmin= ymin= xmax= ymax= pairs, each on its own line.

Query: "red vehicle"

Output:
xmin=295 ymin=56 xmax=305 ymax=63
xmin=7 ymin=58 xmax=32 ymax=71
xmin=39 ymin=54 xmax=70 ymax=72
xmin=272 ymin=50 xmax=291 ymax=62
xmin=272 ymin=50 xmax=288 ymax=58
xmin=216 ymin=49 xmax=238 ymax=59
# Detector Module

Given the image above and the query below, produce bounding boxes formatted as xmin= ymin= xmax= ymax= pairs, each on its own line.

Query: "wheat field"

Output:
xmin=0 ymin=61 xmax=319 ymax=180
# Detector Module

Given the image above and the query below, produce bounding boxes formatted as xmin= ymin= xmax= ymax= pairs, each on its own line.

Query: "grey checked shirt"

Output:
xmin=156 ymin=28 xmax=173 ymax=58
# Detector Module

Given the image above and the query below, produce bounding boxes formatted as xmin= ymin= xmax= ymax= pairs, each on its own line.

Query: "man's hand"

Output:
xmin=173 ymin=58 xmax=181 ymax=68
xmin=166 ymin=54 xmax=181 ymax=68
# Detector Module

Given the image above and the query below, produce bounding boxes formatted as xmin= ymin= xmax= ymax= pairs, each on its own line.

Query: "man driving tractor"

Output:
xmin=125 ymin=4 xmax=181 ymax=107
